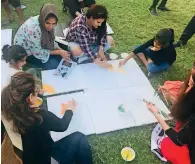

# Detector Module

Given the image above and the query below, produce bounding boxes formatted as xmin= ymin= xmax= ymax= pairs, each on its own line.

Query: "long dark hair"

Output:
xmin=171 ymin=85 xmax=195 ymax=129
xmin=182 ymin=61 xmax=195 ymax=91
xmin=86 ymin=4 xmax=108 ymax=45
xmin=1 ymin=72 xmax=43 ymax=134
xmin=2 ymin=44 xmax=27 ymax=63
xmin=154 ymin=28 xmax=175 ymax=47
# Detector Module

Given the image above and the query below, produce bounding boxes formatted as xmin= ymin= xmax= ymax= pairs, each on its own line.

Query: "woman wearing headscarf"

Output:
xmin=14 ymin=4 xmax=70 ymax=70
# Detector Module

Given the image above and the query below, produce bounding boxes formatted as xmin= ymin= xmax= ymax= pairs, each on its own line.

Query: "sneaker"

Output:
xmin=12 ymin=4 xmax=26 ymax=10
xmin=149 ymin=7 xmax=158 ymax=16
xmin=157 ymin=7 xmax=171 ymax=11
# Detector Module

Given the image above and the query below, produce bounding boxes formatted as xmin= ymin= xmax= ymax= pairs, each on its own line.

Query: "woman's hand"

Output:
xmin=98 ymin=47 xmax=107 ymax=61
xmin=59 ymin=50 xmax=70 ymax=61
xmin=146 ymin=101 xmax=159 ymax=114
xmin=66 ymin=99 xmax=77 ymax=111
xmin=119 ymin=59 xmax=127 ymax=67
xmin=94 ymin=58 xmax=112 ymax=69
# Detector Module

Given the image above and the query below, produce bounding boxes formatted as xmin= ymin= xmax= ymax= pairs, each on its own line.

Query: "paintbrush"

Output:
xmin=159 ymin=86 xmax=169 ymax=106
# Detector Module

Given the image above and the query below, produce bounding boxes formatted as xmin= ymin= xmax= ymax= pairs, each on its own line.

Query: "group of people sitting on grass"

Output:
xmin=1 ymin=3 xmax=195 ymax=164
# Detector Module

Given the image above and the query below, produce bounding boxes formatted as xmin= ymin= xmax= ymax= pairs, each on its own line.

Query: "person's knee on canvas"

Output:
xmin=66 ymin=4 xmax=114 ymax=67
xmin=14 ymin=4 xmax=70 ymax=70
xmin=119 ymin=28 xmax=176 ymax=75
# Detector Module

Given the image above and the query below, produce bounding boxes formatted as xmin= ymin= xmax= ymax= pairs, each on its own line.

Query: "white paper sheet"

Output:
xmin=47 ymin=92 xmax=95 ymax=141
xmin=42 ymin=65 xmax=87 ymax=96
xmin=121 ymin=85 xmax=170 ymax=126
xmin=80 ymin=62 xmax=118 ymax=91
xmin=1 ymin=29 xmax=12 ymax=49
xmin=85 ymin=89 xmax=136 ymax=134
xmin=42 ymin=59 xmax=150 ymax=95
xmin=63 ymin=28 xmax=69 ymax=38
xmin=112 ymin=59 xmax=150 ymax=87
xmin=106 ymin=23 xmax=114 ymax=35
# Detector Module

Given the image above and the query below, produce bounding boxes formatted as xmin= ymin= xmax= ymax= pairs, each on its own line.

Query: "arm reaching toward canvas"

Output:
xmin=94 ymin=58 xmax=113 ymax=69
xmin=146 ymin=102 xmax=170 ymax=131
xmin=119 ymin=52 xmax=135 ymax=67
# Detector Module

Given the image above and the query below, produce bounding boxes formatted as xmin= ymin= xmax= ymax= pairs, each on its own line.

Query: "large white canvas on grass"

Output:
xmin=47 ymin=86 xmax=170 ymax=138
xmin=42 ymin=59 xmax=150 ymax=95
xmin=47 ymin=92 xmax=95 ymax=141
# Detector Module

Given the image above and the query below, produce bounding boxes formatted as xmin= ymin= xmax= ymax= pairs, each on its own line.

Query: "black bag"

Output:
xmin=62 ymin=0 xmax=96 ymax=17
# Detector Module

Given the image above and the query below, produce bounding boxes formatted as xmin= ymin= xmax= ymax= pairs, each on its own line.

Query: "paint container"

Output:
xmin=121 ymin=147 xmax=135 ymax=162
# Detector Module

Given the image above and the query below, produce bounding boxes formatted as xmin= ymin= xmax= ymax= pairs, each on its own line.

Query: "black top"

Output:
xmin=165 ymin=120 xmax=195 ymax=163
xmin=21 ymin=109 xmax=73 ymax=164
xmin=133 ymin=38 xmax=177 ymax=65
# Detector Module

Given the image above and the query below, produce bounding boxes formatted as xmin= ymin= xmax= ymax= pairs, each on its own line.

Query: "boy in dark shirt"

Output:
xmin=119 ymin=28 xmax=176 ymax=77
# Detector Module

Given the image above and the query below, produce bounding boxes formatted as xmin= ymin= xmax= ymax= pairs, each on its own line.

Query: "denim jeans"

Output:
xmin=27 ymin=55 xmax=62 ymax=70
xmin=135 ymin=46 xmax=170 ymax=73
xmin=51 ymin=132 xmax=93 ymax=164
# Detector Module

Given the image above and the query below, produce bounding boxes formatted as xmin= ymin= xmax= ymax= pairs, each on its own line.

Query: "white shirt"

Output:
xmin=1 ymin=61 xmax=22 ymax=90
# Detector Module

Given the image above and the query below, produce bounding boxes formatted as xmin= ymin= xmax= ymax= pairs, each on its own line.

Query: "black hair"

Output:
xmin=86 ymin=4 xmax=108 ymax=45
xmin=154 ymin=28 xmax=175 ymax=47
xmin=171 ymin=86 xmax=195 ymax=130
xmin=2 ymin=45 xmax=27 ymax=63
xmin=45 ymin=13 xmax=58 ymax=22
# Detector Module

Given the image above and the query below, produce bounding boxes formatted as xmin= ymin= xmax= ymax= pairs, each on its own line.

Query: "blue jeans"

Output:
xmin=51 ymin=132 xmax=92 ymax=164
xmin=136 ymin=47 xmax=170 ymax=73
xmin=68 ymin=41 xmax=111 ymax=64
xmin=27 ymin=55 xmax=62 ymax=70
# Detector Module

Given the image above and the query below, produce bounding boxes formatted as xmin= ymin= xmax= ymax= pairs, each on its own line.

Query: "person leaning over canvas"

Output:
xmin=1 ymin=72 xmax=93 ymax=164
xmin=14 ymin=4 xmax=70 ymax=70
xmin=65 ymin=4 xmax=114 ymax=68
xmin=145 ymin=86 xmax=195 ymax=164
xmin=119 ymin=28 xmax=176 ymax=78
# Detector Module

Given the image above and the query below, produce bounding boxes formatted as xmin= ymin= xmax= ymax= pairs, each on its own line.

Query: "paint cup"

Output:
xmin=34 ymin=97 xmax=43 ymax=107
xmin=121 ymin=147 xmax=135 ymax=162
xmin=109 ymin=53 xmax=118 ymax=60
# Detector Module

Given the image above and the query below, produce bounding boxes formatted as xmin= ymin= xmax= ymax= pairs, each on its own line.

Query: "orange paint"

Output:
xmin=43 ymin=84 xmax=56 ymax=94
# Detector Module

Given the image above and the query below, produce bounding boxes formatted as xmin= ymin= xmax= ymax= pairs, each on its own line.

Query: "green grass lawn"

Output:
xmin=2 ymin=0 xmax=195 ymax=163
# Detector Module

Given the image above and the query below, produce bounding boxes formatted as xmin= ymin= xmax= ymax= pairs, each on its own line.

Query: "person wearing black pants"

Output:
xmin=149 ymin=0 xmax=170 ymax=16
xmin=174 ymin=15 xmax=195 ymax=48
xmin=1 ymin=0 xmax=24 ymax=25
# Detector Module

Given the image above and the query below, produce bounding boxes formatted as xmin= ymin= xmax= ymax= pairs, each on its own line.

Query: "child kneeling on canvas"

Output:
xmin=1 ymin=45 xmax=43 ymax=94
xmin=159 ymin=61 xmax=195 ymax=104
xmin=119 ymin=28 xmax=176 ymax=77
